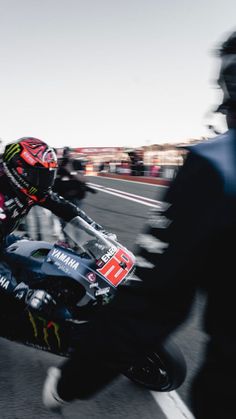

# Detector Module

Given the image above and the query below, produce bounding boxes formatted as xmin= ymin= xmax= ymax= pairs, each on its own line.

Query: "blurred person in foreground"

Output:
xmin=43 ymin=30 xmax=236 ymax=418
xmin=0 ymin=137 xmax=105 ymax=320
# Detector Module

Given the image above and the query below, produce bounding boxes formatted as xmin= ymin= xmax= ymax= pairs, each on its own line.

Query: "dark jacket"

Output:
xmin=71 ymin=129 xmax=236 ymax=365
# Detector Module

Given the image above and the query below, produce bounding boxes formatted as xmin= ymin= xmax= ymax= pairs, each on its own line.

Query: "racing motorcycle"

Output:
xmin=0 ymin=216 xmax=186 ymax=392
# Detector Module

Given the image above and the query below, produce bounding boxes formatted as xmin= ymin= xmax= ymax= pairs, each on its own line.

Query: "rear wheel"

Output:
xmin=123 ymin=339 xmax=187 ymax=391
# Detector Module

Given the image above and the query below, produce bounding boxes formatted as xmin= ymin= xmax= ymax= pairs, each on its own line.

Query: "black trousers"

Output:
xmin=191 ymin=340 xmax=236 ymax=419
xmin=57 ymin=349 xmax=118 ymax=400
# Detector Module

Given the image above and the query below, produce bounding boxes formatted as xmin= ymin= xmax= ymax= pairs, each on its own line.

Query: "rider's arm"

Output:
xmin=40 ymin=190 xmax=103 ymax=230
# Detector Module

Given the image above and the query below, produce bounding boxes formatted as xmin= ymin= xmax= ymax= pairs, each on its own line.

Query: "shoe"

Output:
xmin=42 ymin=367 xmax=68 ymax=412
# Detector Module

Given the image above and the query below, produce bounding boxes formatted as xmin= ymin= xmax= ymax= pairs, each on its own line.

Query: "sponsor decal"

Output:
xmin=28 ymin=311 xmax=61 ymax=349
xmin=50 ymin=248 xmax=80 ymax=270
xmin=3 ymin=163 xmax=29 ymax=190
xmin=95 ymin=287 xmax=110 ymax=296
xmin=0 ymin=275 xmax=10 ymax=290
xmin=86 ymin=272 xmax=96 ymax=282
xmin=3 ymin=197 xmax=25 ymax=220
xmin=53 ymin=260 xmax=70 ymax=274
xmin=4 ymin=198 xmax=14 ymax=208
xmin=101 ymin=246 xmax=116 ymax=263
xmin=89 ymin=282 xmax=99 ymax=289
xmin=96 ymin=259 xmax=105 ymax=268
xmin=12 ymin=208 xmax=19 ymax=218
xmin=14 ymin=197 xmax=24 ymax=208
xmin=97 ymin=248 xmax=134 ymax=286
xmin=21 ymin=150 xmax=37 ymax=166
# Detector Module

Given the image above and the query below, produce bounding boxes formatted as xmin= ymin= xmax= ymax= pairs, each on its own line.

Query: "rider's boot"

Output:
xmin=42 ymin=367 xmax=68 ymax=412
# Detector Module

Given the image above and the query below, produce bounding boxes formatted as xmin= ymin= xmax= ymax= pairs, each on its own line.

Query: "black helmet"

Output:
xmin=216 ymin=31 xmax=236 ymax=114
xmin=3 ymin=137 xmax=58 ymax=201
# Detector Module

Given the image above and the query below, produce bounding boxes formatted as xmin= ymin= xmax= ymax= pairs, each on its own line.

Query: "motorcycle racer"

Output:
xmin=0 ymin=137 xmax=103 ymax=316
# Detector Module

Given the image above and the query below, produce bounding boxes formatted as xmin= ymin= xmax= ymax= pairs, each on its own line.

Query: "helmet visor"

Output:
xmin=21 ymin=165 xmax=57 ymax=193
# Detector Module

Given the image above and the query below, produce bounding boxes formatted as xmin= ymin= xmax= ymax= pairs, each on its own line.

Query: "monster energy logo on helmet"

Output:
xmin=2 ymin=137 xmax=57 ymax=200
xmin=3 ymin=143 xmax=21 ymax=162
xmin=29 ymin=186 xmax=38 ymax=195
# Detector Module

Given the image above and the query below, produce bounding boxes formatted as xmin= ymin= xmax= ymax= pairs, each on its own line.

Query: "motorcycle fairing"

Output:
xmin=42 ymin=245 xmax=116 ymax=300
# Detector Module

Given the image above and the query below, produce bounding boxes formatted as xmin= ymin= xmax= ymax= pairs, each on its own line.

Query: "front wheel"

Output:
xmin=123 ymin=339 xmax=187 ymax=391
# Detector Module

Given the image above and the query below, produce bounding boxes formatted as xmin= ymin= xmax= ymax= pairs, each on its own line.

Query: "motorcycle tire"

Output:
xmin=122 ymin=339 xmax=187 ymax=391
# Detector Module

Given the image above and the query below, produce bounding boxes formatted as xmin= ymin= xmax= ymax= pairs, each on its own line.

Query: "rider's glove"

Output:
xmin=26 ymin=289 xmax=56 ymax=315
xmin=13 ymin=283 xmax=56 ymax=317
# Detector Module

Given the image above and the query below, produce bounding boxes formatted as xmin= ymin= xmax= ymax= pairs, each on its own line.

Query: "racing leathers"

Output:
xmin=0 ymin=162 xmax=100 ymax=315
xmin=54 ymin=129 xmax=236 ymax=418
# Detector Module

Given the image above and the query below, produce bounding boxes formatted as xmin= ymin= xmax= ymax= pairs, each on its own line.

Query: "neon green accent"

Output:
xmin=4 ymin=144 xmax=21 ymax=162
xmin=50 ymin=322 xmax=61 ymax=349
xmin=29 ymin=187 xmax=37 ymax=194
xmin=28 ymin=310 xmax=38 ymax=338
xmin=29 ymin=314 xmax=61 ymax=350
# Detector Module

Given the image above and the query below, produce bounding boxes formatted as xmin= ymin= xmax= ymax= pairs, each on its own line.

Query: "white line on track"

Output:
xmin=87 ymin=175 xmax=167 ymax=188
xmin=151 ymin=391 xmax=195 ymax=419
xmin=88 ymin=182 xmax=162 ymax=208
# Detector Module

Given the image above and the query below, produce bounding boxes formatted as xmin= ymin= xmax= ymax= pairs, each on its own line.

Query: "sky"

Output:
xmin=0 ymin=0 xmax=235 ymax=150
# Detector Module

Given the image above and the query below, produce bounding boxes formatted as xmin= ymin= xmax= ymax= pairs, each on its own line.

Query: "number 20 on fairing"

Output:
xmin=97 ymin=248 xmax=134 ymax=286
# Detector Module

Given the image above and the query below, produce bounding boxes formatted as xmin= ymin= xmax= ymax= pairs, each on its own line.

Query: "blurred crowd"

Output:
xmin=94 ymin=145 xmax=187 ymax=179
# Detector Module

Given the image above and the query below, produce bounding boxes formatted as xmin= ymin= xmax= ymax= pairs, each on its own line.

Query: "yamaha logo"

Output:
xmin=51 ymin=248 xmax=79 ymax=270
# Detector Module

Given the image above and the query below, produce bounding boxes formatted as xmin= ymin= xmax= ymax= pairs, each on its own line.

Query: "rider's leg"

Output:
xmin=42 ymin=346 xmax=119 ymax=411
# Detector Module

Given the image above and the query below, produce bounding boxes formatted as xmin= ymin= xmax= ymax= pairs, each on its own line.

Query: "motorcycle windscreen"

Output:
xmin=63 ymin=216 xmax=135 ymax=287
xmin=63 ymin=216 xmax=112 ymax=258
